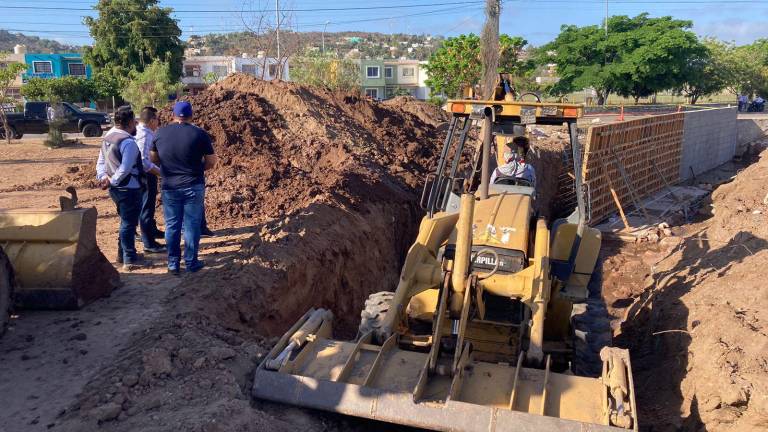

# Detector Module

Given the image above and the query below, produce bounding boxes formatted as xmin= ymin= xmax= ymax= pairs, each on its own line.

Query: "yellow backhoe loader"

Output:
xmin=0 ymin=188 xmax=119 ymax=335
xmin=252 ymin=100 xmax=637 ymax=431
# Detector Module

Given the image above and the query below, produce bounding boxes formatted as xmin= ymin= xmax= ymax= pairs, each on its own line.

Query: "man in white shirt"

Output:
xmin=491 ymin=135 xmax=536 ymax=188
xmin=96 ymin=107 xmax=160 ymax=269
xmin=135 ymin=107 xmax=165 ymax=252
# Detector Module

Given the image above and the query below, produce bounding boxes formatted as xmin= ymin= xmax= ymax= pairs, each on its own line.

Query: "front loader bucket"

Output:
xmin=253 ymin=309 xmax=638 ymax=432
xmin=0 ymin=207 xmax=119 ymax=309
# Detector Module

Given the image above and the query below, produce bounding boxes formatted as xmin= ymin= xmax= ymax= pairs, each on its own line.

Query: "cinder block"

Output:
xmin=680 ymin=108 xmax=737 ymax=180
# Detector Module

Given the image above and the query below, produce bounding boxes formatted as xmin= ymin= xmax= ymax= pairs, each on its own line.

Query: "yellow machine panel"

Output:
xmin=471 ymin=192 xmax=532 ymax=252
xmin=0 ymin=207 xmax=119 ymax=309
xmin=551 ymin=222 xmax=602 ymax=298
xmin=445 ymin=99 xmax=584 ymax=120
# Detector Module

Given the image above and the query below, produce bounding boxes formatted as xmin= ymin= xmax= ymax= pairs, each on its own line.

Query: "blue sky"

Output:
xmin=1 ymin=0 xmax=766 ymax=47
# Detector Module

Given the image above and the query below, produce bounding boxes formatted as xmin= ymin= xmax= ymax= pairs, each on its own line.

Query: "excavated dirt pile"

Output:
xmin=382 ymin=95 xmax=449 ymax=128
xmin=151 ymin=75 xmax=447 ymax=336
xmin=615 ymin=147 xmax=768 ymax=431
xmin=158 ymin=74 xmax=440 ymax=227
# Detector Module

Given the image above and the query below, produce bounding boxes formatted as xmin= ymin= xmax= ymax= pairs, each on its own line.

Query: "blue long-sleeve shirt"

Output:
xmin=96 ymin=128 xmax=148 ymax=189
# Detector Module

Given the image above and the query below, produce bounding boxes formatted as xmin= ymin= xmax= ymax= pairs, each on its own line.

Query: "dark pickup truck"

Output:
xmin=1 ymin=102 xmax=112 ymax=139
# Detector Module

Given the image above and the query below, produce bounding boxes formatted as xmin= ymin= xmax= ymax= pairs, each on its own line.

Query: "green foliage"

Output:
xmin=728 ymin=39 xmax=768 ymax=97
xmin=84 ymin=0 xmax=184 ymax=83
xmin=424 ymin=33 xmax=533 ymax=98
xmin=202 ymin=72 xmax=220 ymax=85
xmin=290 ymin=51 xmax=361 ymax=91
xmin=427 ymin=93 xmax=447 ymax=107
xmin=676 ymin=38 xmax=731 ymax=104
xmin=393 ymin=87 xmax=412 ymax=97
xmin=21 ymin=76 xmax=99 ymax=103
xmin=44 ymin=99 xmax=66 ymax=148
xmin=91 ymin=69 xmax=125 ymax=99
xmin=542 ymin=14 xmax=706 ymax=104
xmin=44 ymin=120 xmax=66 ymax=148
xmin=120 ymin=60 xmax=182 ymax=108
xmin=0 ymin=56 xmax=26 ymax=143
xmin=19 ymin=78 xmax=49 ymax=101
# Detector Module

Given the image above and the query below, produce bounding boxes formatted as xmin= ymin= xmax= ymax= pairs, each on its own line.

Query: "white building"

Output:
xmin=359 ymin=58 xmax=431 ymax=100
xmin=181 ymin=53 xmax=290 ymax=95
xmin=1 ymin=45 xmax=27 ymax=101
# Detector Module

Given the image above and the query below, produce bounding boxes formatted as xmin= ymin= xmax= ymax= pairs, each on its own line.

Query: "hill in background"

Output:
xmin=189 ymin=31 xmax=444 ymax=61
xmin=0 ymin=29 xmax=82 ymax=53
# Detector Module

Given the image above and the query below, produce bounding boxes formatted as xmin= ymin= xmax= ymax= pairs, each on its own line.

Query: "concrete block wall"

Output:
xmin=737 ymin=117 xmax=768 ymax=154
xmin=679 ymin=107 xmax=738 ymax=181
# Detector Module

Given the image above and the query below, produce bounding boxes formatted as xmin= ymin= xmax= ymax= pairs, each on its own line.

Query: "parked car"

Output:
xmin=0 ymin=102 xmax=111 ymax=139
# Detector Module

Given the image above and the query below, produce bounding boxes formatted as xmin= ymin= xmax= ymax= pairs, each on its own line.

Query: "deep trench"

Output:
xmin=222 ymin=199 xmax=425 ymax=341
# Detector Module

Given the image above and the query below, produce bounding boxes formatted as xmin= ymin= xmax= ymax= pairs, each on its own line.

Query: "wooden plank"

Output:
xmin=599 ymin=156 xmax=630 ymax=230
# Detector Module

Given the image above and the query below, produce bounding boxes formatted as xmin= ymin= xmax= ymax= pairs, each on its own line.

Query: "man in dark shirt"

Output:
xmin=150 ymin=101 xmax=217 ymax=274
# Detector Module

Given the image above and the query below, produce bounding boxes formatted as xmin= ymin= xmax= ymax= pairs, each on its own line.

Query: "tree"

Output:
xmin=676 ymin=38 xmax=730 ymax=104
xmin=21 ymin=76 xmax=99 ymax=104
xmin=0 ymin=55 xmax=26 ymax=143
xmin=84 ymin=0 xmax=184 ymax=83
xmin=542 ymin=14 xmax=705 ymax=105
xmin=121 ymin=60 xmax=183 ymax=108
xmin=90 ymin=69 xmax=124 ymax=100
xmin=728 ymin=40 xmax=768 ymax=97
xmin=240 ymin=0 xmax=298 ymax=80
xmin=425 ymin=33 xmax=533 ymax=98
xmin=290 ymin=51 xmax=361 ymax=92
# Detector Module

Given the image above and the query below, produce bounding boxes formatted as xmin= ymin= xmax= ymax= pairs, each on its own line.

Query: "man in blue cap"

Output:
xmin=150 ymin=101 xmax=217 ymax=275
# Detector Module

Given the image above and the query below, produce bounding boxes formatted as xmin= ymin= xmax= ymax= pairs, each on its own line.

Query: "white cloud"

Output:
xmin=696 ymin=19 xmax=766 ymax=45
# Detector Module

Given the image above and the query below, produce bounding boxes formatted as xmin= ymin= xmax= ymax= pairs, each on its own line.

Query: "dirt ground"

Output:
xmin=1 ymin=79 xmax=766 ymax=432
xmin=600 ymin=139 xmax=768 ymax=431
xmin=0 ymin=138 xmax=255 ymax=431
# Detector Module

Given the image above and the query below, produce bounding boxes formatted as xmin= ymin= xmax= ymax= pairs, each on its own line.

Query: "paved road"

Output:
xmin=14 ymin=133 xmax=89 ymax=141
xmin=738 ymin=112 xmax=768 ymax=120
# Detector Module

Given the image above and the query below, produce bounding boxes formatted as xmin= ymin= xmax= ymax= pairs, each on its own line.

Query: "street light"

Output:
xmin=322 ymin=21 xmax=331 ymax=53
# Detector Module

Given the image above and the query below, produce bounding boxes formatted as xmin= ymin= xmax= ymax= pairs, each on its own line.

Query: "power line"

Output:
xmin=0 ymin=4 xmax=482 ymax=38
xmin=0 ymin=1 xmax=486 ymax=13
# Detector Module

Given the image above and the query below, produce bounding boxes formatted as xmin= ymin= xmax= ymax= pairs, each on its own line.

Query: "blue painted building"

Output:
xmin=23 ymin=53 xmax=92 ymax=81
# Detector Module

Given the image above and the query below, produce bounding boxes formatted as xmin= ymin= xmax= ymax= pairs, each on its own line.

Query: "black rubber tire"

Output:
xmin=571 ymin=299 xmax=612 ymax=377
xmin=0 ymin=125 xmax=18 ymax=140
xmin=82 ymin=123 xmax=102 ymax=137
xmin=0 ymin=246 xmax=15 ymax=337
xmin=357 ymin=291 xmax=395 ymax=340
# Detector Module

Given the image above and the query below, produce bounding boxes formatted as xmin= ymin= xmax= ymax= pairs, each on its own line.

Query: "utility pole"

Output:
xmin=276 ymin=0 xmax=281 ymax=62
xmin=322 ymin=21 xmax=330 ymax=53
xmin=478 ymin=0 xmax=501 ymax=201
xmin=605 ymin=0 xmax=608 ymax=36
xmin=480 ymin=0 xmax=501 ymax=99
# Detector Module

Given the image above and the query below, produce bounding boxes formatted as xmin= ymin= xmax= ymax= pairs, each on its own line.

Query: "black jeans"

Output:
xmin=140 ymin=175 xmax=160 ymax=246
xmin=109 ymin=187 xmax=142 ymax=263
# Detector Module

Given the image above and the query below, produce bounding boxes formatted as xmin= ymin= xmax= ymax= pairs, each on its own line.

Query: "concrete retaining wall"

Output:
xmin=679 ymin=107 xmax=737 ymax=181
xmin=737 ymin=117 xmax=768 ymax=154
